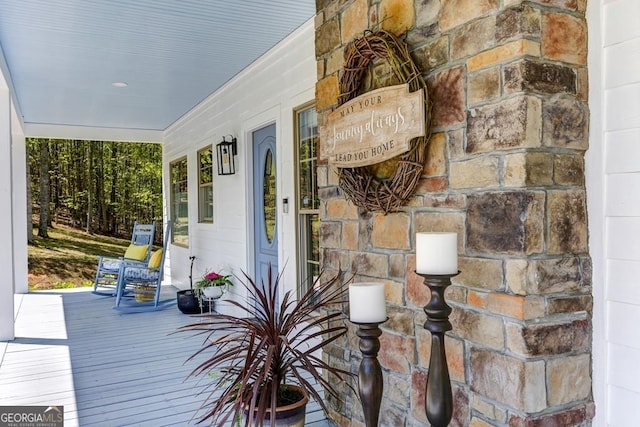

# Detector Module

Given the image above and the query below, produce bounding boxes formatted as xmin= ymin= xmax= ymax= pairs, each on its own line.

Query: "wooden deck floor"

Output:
xmin=0 ymin=288 xmax=333 ymax=426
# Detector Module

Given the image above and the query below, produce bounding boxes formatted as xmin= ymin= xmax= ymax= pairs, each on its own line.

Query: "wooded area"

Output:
xmin=27 ymin=138 xmax=163 ymax=243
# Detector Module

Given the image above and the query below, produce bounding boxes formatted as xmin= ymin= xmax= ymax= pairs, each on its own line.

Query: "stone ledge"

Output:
xmin=467 ymin=39 xmax=540 ymax=72
xmin=467 ymin=191 xmax=545 ymax=255
xmin=506 ymin=318 xmax=591 ymax=356
xmin=470 ymin=348 xmax=547 ymax=412
xmin=508 ymin=402 xmax=595 ymax=427
xmin=467 ymin=96 xmax=542 ymax=154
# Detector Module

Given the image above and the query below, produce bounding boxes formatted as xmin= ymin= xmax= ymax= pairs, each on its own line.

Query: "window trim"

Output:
xmin=169 ymin=156 xmax=189 ymax=247
xmin=197 ymin=145 xmax=214 ymax=224
xmin=294 ymin=102 xmax=320 ymax=296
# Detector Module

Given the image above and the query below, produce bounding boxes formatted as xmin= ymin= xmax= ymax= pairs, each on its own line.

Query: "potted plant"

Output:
xmin=177 ymin=256 xmax=202 ymax=314
xmin=195 ymin=269 xmax=234 ymax=300
xmin=179 ymin=265 xmax=355 ymax=426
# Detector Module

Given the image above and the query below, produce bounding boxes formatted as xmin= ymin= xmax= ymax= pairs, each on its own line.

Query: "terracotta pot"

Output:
xmin=243 ymin=384 xmax=309 ymax=427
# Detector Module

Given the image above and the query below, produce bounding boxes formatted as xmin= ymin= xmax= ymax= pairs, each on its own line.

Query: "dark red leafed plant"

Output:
xmin=178 ymin=265 xmax=355 ymax=426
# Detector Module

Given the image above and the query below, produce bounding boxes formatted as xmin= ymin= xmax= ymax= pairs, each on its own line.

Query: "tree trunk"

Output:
xmin=38 ymin=139 xmax=50 ymax=238
xmin=51 ymin=141 xmax=60 ymax=210
xmin=26 ymin=146 xmax=33 ymax=243
xmin=96 ymin=141 xmax=107 ymax=234
xmin=86 ymin=142 xmax=91 ymax=233
xmin=109 ymin=143 xmax=118 ymax=234
xmin=73 ymin=139 xmax=84 ymax=227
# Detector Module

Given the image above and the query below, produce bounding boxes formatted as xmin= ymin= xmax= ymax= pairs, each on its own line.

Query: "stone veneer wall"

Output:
xmin=314 ymin=0 xmax=593 ymax=426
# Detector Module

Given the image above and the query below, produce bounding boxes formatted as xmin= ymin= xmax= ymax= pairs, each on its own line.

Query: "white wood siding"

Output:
xmin=162 ymin=19 xmax=316 ymax=311
xmin=590 ymin=0 xmax=640 ymax=425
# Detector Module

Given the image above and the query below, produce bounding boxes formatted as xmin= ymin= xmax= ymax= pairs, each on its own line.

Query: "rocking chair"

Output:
xmin=92 ymin=221 xmax=156 ymax=296
xmin=113 ymin=222 xmax=175 ymax=312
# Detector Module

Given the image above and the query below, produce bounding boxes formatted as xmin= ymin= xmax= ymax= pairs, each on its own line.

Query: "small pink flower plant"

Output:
xmin=196 ymin=270 xmax=233 ymax=289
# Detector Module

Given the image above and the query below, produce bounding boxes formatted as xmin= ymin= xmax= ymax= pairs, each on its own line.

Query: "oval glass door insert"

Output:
xmin=263 ymin=149 xmax=276 ymax=243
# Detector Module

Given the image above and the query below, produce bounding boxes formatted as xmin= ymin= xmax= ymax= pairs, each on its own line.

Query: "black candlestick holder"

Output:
xmin=418 ymin=272 xmax=459 ymax=427
xmin=352 ymin=319 xmax=386 ymax=427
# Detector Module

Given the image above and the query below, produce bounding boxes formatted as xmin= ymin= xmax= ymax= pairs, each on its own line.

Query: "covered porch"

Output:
xmin=0 ymin=288 xmax=331 ymax=426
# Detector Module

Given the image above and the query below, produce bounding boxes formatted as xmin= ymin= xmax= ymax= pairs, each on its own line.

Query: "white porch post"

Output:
xmin=11 ymin=102 xmax=27 ymax=295
xmin=0 ymin=86 xmax=15 ymax=341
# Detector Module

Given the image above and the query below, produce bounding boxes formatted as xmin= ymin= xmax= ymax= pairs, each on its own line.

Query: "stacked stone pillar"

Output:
xmin=316 ymin=0 xmax=593 ymax=425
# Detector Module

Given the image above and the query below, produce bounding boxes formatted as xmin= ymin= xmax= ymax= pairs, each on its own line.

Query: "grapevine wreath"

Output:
xmin=336 ymin=30 xmax=431 ymax=214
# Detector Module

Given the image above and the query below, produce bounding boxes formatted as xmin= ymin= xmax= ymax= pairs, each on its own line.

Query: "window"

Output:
xmin=295 ymin=105 xmax=319 ymax=295
xmin=170 ymin=157 xmax=189 ymax=246
xmin=198 ymin=147 xmax=213 ymax=223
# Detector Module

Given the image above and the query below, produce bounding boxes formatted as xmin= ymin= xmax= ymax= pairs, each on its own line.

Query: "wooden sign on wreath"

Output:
xmin=327 ymin=30 xmax=431 ymax=214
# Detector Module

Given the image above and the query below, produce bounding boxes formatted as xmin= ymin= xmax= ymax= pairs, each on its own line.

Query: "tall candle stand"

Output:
xmin=418 ymin=272 xmax=458 ymax=427
xmin=353 ymin=320 xmax=386 ymax=427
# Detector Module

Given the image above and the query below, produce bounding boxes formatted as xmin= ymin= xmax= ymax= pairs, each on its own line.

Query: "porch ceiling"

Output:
xmin=0 ymin=0 xmax=314 ymax=140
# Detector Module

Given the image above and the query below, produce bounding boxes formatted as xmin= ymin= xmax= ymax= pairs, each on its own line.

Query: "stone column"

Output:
xmin=316 ymin=0 xmax=593 ymax=426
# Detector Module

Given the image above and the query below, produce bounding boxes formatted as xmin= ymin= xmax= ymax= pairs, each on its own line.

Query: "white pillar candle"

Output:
xmin=416 ymin=232 xmax=458 ymax=275
xmin=348 ymin=282 xmax=387 ymax=323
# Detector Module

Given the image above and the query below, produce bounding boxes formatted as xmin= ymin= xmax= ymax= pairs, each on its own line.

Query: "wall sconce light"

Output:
xmin=216 ymin=136 xmax=237 ymax=175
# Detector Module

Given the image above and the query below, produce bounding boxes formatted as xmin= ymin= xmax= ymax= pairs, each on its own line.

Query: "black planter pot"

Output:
xmin=177 ymin=289 xmax=209 ymax=314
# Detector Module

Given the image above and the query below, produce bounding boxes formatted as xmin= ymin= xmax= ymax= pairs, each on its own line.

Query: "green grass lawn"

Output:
xmin=28 ymin=224 xmax=131 ymax=290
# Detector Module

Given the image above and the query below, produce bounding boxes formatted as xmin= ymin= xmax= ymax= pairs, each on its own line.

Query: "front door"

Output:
xmin=253 ymin=124 xmax=277 ymax=292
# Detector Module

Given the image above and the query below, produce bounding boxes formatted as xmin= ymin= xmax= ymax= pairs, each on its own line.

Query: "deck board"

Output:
xmin=0 ymin=288 xmax=335 ymax=426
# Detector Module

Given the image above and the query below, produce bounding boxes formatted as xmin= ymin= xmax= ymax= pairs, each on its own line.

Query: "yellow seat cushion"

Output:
xmin=148 ymin=248 xmax=163 ymax=269
xmin=124 ymin=244 xmax=149 ymax=261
